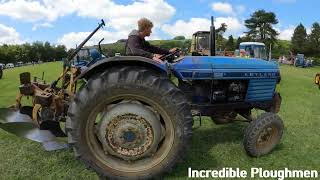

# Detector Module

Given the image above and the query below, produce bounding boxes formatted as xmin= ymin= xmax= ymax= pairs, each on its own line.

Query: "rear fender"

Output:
xmin=76 ymin=56 xmax=169 ymax=80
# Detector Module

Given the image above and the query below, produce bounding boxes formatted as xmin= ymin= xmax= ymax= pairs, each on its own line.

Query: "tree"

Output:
xmin=173 ymin=36 xmax=185 ymax=40
xmin=291 ymin=23 xmax=308 ymax=54
xmin=308 ymin=22 xmax=320 ymax=55
xmin=225 ymin=35 xmax=235 ymax=51
xmin=245 ymin=10 xmax=279 ymax=47
xmin=55 ymin=45 xmax=68 ymax=61
xmin=0 ymin=42 xmax=68 ymax=64
xmin=216 ymin=23 xmax=227 ymax=51
xmin=236 ymin=37 xmax=242 ymax=49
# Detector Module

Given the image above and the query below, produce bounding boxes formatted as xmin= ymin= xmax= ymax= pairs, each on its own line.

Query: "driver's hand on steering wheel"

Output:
xmin=169 ymin=47 xmax=178 ymax=53
xmin=152 ymin=54 xmax=163 ymax=63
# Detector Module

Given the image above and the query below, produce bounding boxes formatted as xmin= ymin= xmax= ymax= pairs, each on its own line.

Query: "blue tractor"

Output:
xmin=68 ymin=39 xmax=106 ymax=71
xmin=1 ymin=19 xmax=283 ymax=179
xmin=294 ymin=53 xmax=313 ymax=67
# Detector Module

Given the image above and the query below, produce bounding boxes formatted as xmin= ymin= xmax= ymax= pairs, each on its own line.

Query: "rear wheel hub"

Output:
xmin=97 ymin=102 xmax=163 ymax=161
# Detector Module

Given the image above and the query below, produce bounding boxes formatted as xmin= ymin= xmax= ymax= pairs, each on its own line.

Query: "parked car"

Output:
xmin=5 ymin=63 xmax=14 ymax=68
xmin=16 ymin=61 xmax=23 ymax=67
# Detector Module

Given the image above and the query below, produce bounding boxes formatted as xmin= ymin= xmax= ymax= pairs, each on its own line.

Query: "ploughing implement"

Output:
xmin=0 ymin=20 xmax=105 ymax=151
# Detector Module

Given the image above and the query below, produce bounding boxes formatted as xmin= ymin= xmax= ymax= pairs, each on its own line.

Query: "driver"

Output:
xmin=125 ymin=18 xmax=177 ymax=62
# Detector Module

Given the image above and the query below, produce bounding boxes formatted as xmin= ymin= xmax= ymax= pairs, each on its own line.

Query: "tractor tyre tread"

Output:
xmin=66 ymin=66 xmax=192 ymax=180
xmin=243 ymin=112 xmax=284 ymax=157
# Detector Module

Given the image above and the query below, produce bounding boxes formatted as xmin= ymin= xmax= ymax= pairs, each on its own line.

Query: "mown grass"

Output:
xmin=0 ymin=62 xmax=319 ymax=179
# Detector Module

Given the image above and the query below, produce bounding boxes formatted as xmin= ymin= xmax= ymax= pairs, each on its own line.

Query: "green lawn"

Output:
xmin=0 ymin=62 xmax=319 ymax=179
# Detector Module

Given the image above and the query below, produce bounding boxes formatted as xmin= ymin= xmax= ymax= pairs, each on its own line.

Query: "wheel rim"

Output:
xmin=85 ymin=94 xmax=175 ymax=172
xmin=256 ymin=124 xmax=278 ymax=150
xmin=96 ymin=102 xmax=164 ymax=161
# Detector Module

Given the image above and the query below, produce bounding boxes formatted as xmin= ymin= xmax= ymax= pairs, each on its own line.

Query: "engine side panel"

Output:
xmin=245 ymin=79 xmax=277 ymax=102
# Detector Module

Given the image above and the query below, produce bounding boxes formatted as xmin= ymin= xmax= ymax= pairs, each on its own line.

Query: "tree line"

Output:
xmin=0 ymin=42 xmax=67 ymax=64
xmin=1 ymin=9 xmax=320 ymax=65
xmin=291 ymin=23 xmax=320 ymax=56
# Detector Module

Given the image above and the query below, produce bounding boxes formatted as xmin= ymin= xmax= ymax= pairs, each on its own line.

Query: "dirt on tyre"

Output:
xmin=243 ymin=112 xmax=284 ymax=157
xmin=66 ymin=66 xmax=193 ymax=180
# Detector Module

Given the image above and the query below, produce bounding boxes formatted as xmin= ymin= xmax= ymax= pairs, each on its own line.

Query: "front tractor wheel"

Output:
xmin=243 ymin=113 xmax=284 ymax=157
xmin=66 ymin=66 xmax=192 ymax=179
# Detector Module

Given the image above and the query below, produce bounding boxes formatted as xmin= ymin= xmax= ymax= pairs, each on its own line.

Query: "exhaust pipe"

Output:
xmin=209 ymin=16 xmax=216 ymax=56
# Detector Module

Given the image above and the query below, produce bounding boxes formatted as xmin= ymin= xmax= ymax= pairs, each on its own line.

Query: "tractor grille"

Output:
xmin=245 ymin=79 xmax=277 ymax=102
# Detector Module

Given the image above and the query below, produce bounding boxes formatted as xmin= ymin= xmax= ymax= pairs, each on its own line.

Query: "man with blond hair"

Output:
xmin=125 ymin=18 xmax=177 ymax=62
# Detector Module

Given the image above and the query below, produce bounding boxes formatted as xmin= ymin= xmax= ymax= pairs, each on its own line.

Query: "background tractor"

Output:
xmin=238 ymin=42 xmax=267 ymax=59
xmin=190 ymin=31 xmax=211 ymax=56
xmin=294 ymin=53 xmax=314 ymax=67
xmin=0 ymin=17 xmax=284 ymax=180
xmin=190 ymin=31 xmax=269 ymax=61
xmin=67 ymin=38 xmax=107 ymax=72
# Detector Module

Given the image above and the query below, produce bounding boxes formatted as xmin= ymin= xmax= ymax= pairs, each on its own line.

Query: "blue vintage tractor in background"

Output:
xmin=68 ymin=38 xmax=106 ymax=71
xmin=0 ymin=18 xmax=283 ymax=180
xmin=294 ymin=53 xmax=314 ymax=67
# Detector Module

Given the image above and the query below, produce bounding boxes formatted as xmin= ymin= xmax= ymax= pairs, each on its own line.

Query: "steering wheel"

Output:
xmin=159 ymin=48 xmax=181 ymax=62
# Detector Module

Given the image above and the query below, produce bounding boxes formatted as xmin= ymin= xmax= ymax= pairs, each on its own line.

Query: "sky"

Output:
xmin=0 ymin=0 xmax=319 ymax=48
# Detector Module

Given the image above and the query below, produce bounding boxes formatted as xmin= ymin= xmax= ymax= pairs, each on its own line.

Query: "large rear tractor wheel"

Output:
xmin=0 ymin=69 xmax=3 ymax=79
xmin=66 ymin=66 xmax=192 ymax=179
xmin=243 ymin=113 xmax=284 ymax=157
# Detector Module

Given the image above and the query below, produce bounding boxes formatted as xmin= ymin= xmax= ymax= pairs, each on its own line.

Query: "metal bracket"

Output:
xmin=191 ymin=109 xmax=202 ymax=126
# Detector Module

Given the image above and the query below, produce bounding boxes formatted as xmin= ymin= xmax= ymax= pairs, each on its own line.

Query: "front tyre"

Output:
xmin=66 ymin=66 xmax=192 ymax=179
xmin=243 ymin=113 xmax=284 ymax=157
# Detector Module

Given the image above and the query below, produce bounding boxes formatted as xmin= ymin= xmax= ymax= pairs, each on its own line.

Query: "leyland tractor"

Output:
xmin=0 ymin=18 xmax=284 ymax=179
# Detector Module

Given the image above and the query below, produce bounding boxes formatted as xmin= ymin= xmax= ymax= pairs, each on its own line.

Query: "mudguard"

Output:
xmin=76 ymin=56 xmax=169 ymax=80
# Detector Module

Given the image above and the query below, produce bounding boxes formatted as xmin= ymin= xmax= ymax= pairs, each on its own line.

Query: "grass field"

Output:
xmin=0 ymin=62 xmax=319 ymax=179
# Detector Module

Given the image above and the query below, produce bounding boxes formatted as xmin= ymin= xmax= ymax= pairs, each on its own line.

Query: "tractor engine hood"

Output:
xmin=172 ymin=56 xmax=280 ymax=80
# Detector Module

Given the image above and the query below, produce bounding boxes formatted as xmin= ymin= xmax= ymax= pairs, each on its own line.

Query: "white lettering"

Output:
xmin=187 ymin=167 xmax=318 ymax=179
xmin=304 ymin=170 xmax=310 ymax=178
xmin=292 ymin=170 xmax=304 ymax=178
xmin=311 ymin=170 xmax=318 ymax=178
xmin=251 ymin=167 xmax=260 ymax=178
xmin=199 ymin=170 xmax=206 ymax=178
xmin=211 ymin=170 xmax=218 ymax=177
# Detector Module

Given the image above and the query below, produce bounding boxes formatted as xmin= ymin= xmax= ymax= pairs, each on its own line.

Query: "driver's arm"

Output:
xmin=145 ymin=41 xmax=170 ymax=55
xmin=127 ymin=36 xmax=154 ymax=58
